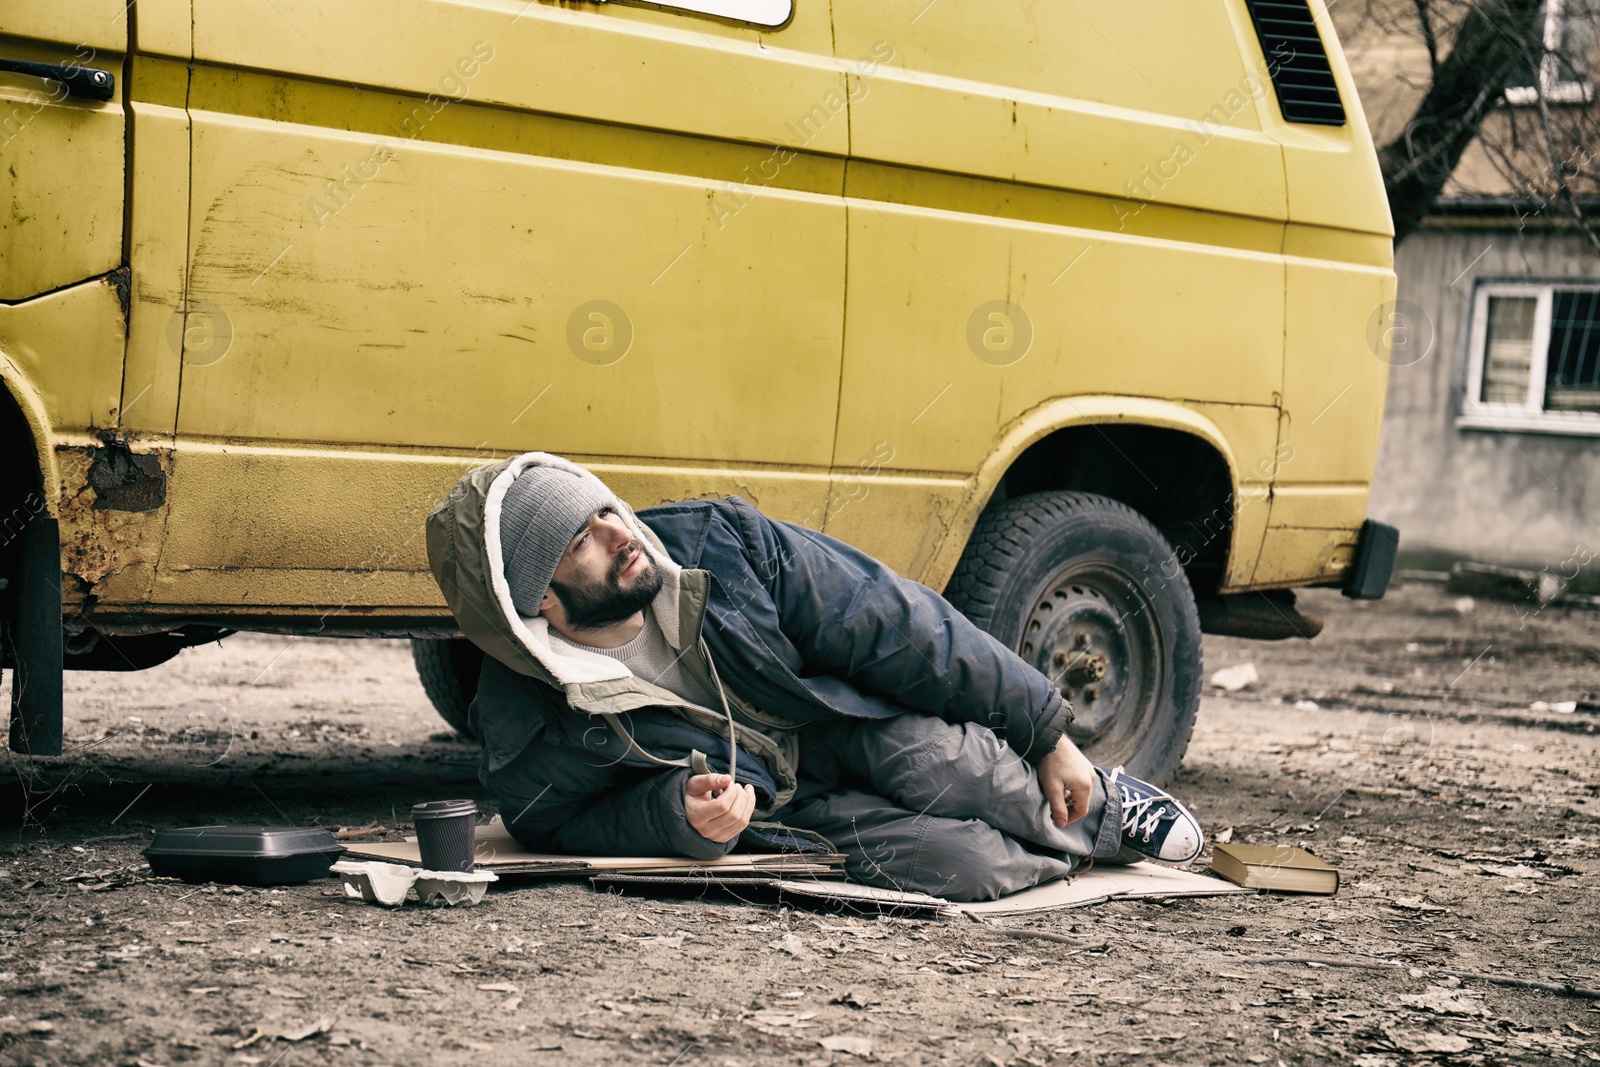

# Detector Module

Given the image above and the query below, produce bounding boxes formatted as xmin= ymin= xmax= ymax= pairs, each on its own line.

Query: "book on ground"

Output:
xmin=1210 ymin=843 xmax=1340 ymax=895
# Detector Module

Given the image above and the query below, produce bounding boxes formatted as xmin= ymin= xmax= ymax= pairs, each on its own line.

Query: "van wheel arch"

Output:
xmin=989 ymin=423 xmax=1236 ymax=598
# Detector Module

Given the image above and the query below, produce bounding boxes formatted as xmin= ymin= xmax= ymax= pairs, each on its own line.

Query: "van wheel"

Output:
xmin=410 ymin=638 xmax=484 ymax=741
xmin=945 ymin=491 xmax=1201 ymax=785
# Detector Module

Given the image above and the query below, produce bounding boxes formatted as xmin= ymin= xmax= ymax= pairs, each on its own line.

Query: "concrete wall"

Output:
xmin=1367 ymin=224 xmax=1600 ymax=590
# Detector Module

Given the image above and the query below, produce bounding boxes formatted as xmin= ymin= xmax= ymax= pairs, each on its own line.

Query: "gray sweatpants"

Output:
xmin=771 ymin=715 xmax=1126 ymax=902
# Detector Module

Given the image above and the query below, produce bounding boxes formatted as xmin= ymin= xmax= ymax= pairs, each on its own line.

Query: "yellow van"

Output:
xmin=0 ymin=0 xmax=1396 ymax=781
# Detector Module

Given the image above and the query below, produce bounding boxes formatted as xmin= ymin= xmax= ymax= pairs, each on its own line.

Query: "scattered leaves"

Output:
xmin=276 ymin=1015 xmax=336 ymax=1043
xmin=769 ymin=933 xmax=808 ymax=956
xmin=1397 ymin=987 xmax=1492 ymax=1018
xmin=232 ymin=1029 xmax=266 ymax=1050
xmin=748 ymin=1011 xmax=818 ymax=1030
xmin=1382 ymin=1027 xmax=1472 ymax=1053
xmin=1481 ymin=864 xmax=1545 ymax=879
xmin=817 ymin=1034 xmax=873 ymax=1056
xmin=830 ymin=990 xmax=880 ymax=1010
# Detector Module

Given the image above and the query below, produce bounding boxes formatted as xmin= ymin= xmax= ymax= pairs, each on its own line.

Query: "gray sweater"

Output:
xmin=548 ymin=607 xmax=720 ymax=711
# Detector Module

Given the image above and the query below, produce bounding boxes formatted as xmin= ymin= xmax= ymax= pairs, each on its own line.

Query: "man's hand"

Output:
xmin=1036 ymin=735 xmax=1096 ymax=828
xmin=684 ymin=774 xmax=755 ymax=843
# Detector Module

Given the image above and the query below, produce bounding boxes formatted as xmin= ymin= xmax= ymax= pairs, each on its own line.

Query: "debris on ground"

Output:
xmin=1209 ymin=662 xmax=1260 ymax=692
xmin=1445 ymin=561 xmax=1567 ymax=606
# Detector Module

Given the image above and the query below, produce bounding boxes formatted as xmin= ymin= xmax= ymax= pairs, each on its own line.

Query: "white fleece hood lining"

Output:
xmin=482 ymin=452 xmax=689 ymax=688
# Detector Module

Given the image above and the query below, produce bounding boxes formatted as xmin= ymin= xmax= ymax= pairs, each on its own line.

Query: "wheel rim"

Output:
xmin=1015 ymin=561 xmax=1167 ymax=763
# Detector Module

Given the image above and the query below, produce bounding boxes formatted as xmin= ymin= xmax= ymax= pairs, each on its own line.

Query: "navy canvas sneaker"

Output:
xmin=1103 ymin=765 xmax=1205 ymax=864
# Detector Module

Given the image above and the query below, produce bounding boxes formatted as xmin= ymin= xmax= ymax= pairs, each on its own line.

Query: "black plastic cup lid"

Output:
xmin=412 ymin=800 xmax=477 ymax=821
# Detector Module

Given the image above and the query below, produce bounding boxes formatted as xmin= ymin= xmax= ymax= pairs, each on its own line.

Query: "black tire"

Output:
xmin=410 ymin=638 xmax=485 ymax=741
xmin=945 ymin=491 xmax=1202 ymax=784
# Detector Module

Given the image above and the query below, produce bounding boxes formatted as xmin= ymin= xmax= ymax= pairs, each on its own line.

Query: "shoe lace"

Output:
xmin=1109 ymin=765 xmax=1170 ymax=844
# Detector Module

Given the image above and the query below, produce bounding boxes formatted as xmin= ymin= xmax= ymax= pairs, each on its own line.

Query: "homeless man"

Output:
xmin=424 ymin=452 xmax=1204 ymax=902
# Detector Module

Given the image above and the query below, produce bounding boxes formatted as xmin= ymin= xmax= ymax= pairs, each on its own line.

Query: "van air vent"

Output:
xmin=1243 ymin=0 xmax=1347 ymax=126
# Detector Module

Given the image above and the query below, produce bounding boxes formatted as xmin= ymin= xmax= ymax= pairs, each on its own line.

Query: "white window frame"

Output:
xmin=1504 ymin=0 xmax=1596 ymax=106
xmin=1459 ymin=279 xmax=1600 ymax=437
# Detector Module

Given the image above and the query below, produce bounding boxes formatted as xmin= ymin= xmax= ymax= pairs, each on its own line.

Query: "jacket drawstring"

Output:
xmin=698 ymin=636 xmax=739 ymax=788
xmin=597 ymin=638 xmax=738 ymax=791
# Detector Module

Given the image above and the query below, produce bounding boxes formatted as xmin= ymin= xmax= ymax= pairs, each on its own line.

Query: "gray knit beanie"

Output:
xmin=499 ymin=465 xmax=620 ymax=617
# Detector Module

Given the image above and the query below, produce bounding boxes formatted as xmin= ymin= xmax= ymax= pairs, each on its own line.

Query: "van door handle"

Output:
xmin=0 ymin=59 xmax=115 ymax=102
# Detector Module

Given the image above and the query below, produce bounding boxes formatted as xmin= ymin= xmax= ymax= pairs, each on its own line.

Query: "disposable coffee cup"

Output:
xmin=412 ymin=799 xmax=478 ymax=873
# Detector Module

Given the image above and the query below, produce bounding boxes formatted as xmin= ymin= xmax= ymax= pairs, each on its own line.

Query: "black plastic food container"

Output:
xmin=144 ymin=826 xmax=345 ymax=886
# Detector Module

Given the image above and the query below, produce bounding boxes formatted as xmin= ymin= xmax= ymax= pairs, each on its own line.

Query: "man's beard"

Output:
xmin=549 ymin=542 xmax=663 ymax=630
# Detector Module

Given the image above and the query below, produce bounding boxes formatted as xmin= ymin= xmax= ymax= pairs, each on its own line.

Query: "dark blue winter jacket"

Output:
xmin=461 ymin=493 xmax=1072 ymax=859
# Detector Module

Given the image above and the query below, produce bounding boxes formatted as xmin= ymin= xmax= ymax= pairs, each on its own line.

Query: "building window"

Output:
xmin=1505 ymin=0 xmax=1598 ymax=106
xmin=1460 ymin=280 xmax=1600 ymax=435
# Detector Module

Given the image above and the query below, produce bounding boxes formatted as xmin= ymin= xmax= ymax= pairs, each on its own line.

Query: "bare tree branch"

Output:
xmin=1412 ymin=0 xmax=1441 ymax=77
xmin=1378 ymin=0 xmax=1544 ymax=242
xmin=1533 ymin=77 xmax=1600 ymax=253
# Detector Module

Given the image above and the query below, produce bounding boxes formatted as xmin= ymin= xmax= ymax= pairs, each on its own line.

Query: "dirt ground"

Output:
xmin=0 ymin=579 xmax=1596 ymax=1067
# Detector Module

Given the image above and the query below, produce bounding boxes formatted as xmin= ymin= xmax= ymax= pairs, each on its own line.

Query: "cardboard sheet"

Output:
xmin=953 ymin=862 xmax=1253 ymax=916
xmin=595 ymin=863 xmax=1247 ymax=917
xmin=768 ymin=878 xmax=956 ymax=916
xmin=347 ymin=819 xmax=1246 ymax=914
xmin=343 ymin=816 xmax=844 ymax=877
xmin=589 ymin=873 xmax=957 ymax=918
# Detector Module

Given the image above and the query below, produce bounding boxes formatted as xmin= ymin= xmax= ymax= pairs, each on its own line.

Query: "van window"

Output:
xmin=834 ymin=2 xmax=1264 ymax=128
xmin=618 ymin=0 xmax=791 ymax=27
